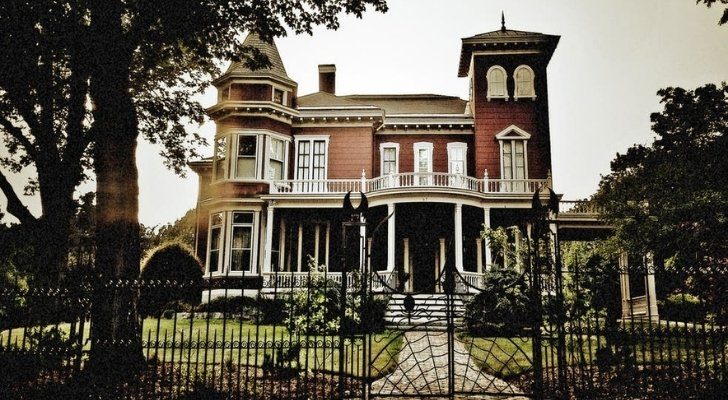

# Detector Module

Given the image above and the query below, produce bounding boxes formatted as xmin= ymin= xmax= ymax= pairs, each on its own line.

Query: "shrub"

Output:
xmin=196 ymin=295 xmax=257 ymax=314
xmin=659 ymin=293 xmax=707 ymax=323
xmin=138 ymin=243 xmax=203 ymax=316
xmin=465 ymin=268 xmax=531 ymax=336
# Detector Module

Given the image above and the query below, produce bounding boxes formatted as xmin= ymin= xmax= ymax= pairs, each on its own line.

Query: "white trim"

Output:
xmin=486 ymin=65 xmax=508 ymax=100
xmin=379 ymin=142 xmax=400 ymax=175
xmin=446 ymin=142 xmax=468 ymax=175
xmin=499 ymin=137 xmax=529 ymax=180
xmin=513 ymin=65 xmax=536 ymax=100
xmin=216 ymin=128 xmax=292 ymax=142
xmin=495 ymin=124 xmax=532 ymax=140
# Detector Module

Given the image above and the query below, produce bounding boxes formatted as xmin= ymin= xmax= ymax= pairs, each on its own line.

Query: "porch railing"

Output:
xmin=558 ymin=199 xmax=602 ymax=215
xmin=271 ymin=173 xmax=548 ymax=195
xmin=261 ymin=271 xmax=398 ymax=292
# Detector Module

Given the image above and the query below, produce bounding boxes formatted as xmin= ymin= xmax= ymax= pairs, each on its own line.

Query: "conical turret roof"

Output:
xmin=215 ymin=32 xmax=295 ymax=86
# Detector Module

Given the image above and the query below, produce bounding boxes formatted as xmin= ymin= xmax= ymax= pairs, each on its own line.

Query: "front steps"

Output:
xmin=384 ymin=293 xmax=468 ymax=329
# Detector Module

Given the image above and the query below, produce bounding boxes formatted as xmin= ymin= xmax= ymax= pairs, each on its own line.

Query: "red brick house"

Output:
xmin=190 ymin=24 xmax=564 ymax=297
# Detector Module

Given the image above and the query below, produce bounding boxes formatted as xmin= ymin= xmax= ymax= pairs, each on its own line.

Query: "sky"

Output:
xmin=2 ymin=0 xmax=727 ymax=227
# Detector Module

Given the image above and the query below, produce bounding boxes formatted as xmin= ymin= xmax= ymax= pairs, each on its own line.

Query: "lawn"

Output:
xmin=458 ymin=324 xmax=726 ymax=379
xmin=0 ymin=318 xmax=402 ymax=379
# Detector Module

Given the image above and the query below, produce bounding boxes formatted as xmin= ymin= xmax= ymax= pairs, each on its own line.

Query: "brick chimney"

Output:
xmin=318 ymin=64 xmax=336 ymax=94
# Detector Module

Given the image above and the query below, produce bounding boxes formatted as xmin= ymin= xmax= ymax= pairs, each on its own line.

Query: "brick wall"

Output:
xmin=374 ymin=134 xmax=475 ymax=176
xmin=291 ymin=126 xmax=374 ymax=179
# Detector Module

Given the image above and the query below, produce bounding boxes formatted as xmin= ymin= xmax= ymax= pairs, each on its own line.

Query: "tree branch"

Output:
xmin=0 ymin=116 xmax=38 ymax=159
xmin=0 ymin=168 xmax=36 ymax=224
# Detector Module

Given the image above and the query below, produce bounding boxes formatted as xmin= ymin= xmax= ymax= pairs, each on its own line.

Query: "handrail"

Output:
xmin=270 ymin=173 xmax=548 ymax=195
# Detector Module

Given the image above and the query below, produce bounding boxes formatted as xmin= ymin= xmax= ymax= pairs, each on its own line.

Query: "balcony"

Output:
xmin=270 ymin=172 xmax=549 ymax=196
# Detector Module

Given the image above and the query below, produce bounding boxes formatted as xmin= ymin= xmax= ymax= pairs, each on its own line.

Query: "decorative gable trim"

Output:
xmin=494 ymin=124 xmax=531 ymax=140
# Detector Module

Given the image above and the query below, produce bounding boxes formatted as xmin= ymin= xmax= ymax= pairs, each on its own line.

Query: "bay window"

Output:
xmin=230 ymin=212 xmax=254 ymax=272
xmin=207 ymin=212 xmax=224 ymax=273
xmin=213 ymin=137 xmax=227 ymax=180
xmin=269 ymin=138 xmax=285 ymax=180
xmin=236 ymin=135 xmax=257 ymax=179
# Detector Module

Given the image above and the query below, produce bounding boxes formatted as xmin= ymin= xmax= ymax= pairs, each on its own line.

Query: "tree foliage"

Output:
xmin=595 ymin=83 xmax=728 ymax=320
xmin=697 ymin=0 xmax=728 ymax=25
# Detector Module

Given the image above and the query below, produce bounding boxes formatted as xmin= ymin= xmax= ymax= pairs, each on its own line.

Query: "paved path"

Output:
xmin=370 ymin=330 xmax=527 ymax=399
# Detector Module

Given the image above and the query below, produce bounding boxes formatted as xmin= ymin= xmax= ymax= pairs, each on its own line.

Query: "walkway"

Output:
xmin=370 ymin=330 xmax=527 ymax=399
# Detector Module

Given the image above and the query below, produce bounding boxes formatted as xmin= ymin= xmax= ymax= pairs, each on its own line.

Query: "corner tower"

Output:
xmin=459 ymin=18 xmax=559 ymax=182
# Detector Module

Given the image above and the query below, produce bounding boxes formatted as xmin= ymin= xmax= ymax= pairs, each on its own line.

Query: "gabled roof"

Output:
xmin=458 ymin=27 xmax=560 ymax=77
xmin=214 ymin=33 xmax=295 ymax=86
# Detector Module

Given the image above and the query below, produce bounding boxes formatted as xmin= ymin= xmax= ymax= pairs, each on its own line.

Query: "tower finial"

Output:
xmin=501 ymin=11 xmax=506 ymax=32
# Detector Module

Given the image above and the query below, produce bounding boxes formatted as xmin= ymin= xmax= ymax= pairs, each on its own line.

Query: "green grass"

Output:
xmin=458 ymin=327 xmax=726 ymax=379
xmin=0 ymin=318 xmax=402 ymax=379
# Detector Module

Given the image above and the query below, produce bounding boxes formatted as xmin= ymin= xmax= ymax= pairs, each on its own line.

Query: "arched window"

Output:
xmin=486 ymin=66 xmax=507 ymax=100
xmin=514 ymin=65 xmax=536 ymax=99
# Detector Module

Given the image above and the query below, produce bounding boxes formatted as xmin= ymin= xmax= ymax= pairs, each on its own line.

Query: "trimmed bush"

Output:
xmin=465 ymin=268 xmax=531 ymax=336
xmin=138 ymin=242 xmax=203 ymax=316
xmin=659 ymin=293 xmax=707 ymax=323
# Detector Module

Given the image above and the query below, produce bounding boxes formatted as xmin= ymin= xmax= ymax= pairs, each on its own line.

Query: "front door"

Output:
xmin=411 ymin=235 xmax=436 ymax=292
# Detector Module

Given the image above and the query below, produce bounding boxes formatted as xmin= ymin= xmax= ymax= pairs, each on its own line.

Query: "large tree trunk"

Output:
xmin=87 ymin=0 xmax=144 ymax=383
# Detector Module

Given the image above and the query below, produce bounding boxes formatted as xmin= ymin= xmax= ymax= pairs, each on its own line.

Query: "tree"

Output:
xmin=0 ymin=1 xmax=94 ymax=285
xmin=595 ymin=83 xmax=728 ymax=321
xmin=697 ymin=0 xmax=728 ymax=25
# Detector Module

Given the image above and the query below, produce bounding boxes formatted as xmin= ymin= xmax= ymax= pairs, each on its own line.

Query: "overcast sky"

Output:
xmin=2 ymin=0 xmax=727 ymax=227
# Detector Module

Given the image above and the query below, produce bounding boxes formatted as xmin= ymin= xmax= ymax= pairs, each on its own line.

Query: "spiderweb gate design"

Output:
xmin=364 ymin=264 xmax=535 ymax=399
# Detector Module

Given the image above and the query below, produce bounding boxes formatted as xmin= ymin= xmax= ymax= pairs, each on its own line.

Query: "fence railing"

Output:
xmin=558 ymin=199 xmax=602 ymax=215
xmin=270 ymin=173 xmax=549 ymax=195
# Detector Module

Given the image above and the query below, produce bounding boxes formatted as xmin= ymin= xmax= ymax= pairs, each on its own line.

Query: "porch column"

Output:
xmin=438 ymin=238 xmax=446 ymax=292
xmin=263 ymin=205 xmax=274 ymax=273
xmin=483 ymin=208 xmax=492 ymax=271
xmin=645 ymin=253 xmax=660 ymax=321
xmin=314 ymin=224 xmax=320 ymax=264
xmin=387 ymin=203 xmax=396 ymax=271
xmin=476 ymin=239 xmax=483 ymax=274
xmin=297 ymin=223 xmax=303 ymax=272
xmin=514 ymin=228 xmax=523 ymax=271
xmin=619 ymin=251 xmax=631 ymax=319
xmin=280 ymin=218 xmax=287 ymax=272
xmin=454 ymin=203 xmax=464 ymax=272
xmin=403 ymin=238 xmax=411 ymax=292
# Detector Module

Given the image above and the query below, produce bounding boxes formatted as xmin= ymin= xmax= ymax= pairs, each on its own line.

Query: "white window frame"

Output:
xmin=294 ymin=135 xmax=330 ymax=180
xmin=413 ymin=142 xmax=434 ymax=185
xmin=379 ymin=142 xmax=400 ymax=175
xmin=234 ymin=134 xmax=259 ymax=180
xmin=206 ymin=212 xmax=225 ymax=275
xmin=513 ymin=65 xmax=536 ymax=100
xmin=446 ymin=142 xmax=468 ymax=175
xmin=227 ymin=211 xmax=258 ymax=275
xmin=486 ymin=65 xmax=508 ymax=100
xmin=267 ymin=136 xmax=288 ymax=180
xmin=495 ymin=125 xmax=531 ymax=187
xmin=271 ymin=83 xmax=289 ymax=106
xmin=213 ymin=136 xmax=228 ymax=181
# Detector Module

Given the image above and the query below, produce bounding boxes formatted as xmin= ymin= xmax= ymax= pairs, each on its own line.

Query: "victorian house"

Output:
xmin=189 ymin=23 xmax=653 ymax=314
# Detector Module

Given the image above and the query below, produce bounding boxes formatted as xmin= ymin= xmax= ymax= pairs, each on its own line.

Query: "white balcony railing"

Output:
xmin=271 ymin=172 xmax=548 ymax=195
xmin=559 ymin=199 xmax=602 ymax=215
xmin=261 ymin=270 xmax=400 ymax=292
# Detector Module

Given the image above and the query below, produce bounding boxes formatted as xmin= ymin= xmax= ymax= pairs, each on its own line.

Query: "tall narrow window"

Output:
xmin=214 ymin=137 xmax=227 ymax=180
xmin=236 ymin=135 xmax=257 ymax=179
xmin=414 ymin=142 xmax=433 ymax=185
xmin=487 ymin=66 xmax=507 ymax=100
xmin=269 ymin=138 xmax=285 ymax=180
xmin=208 ymin=212 xmax=224 ymax=273
xmin=514 ymin=65 xmax=536 ymax=99
xmin=502 ymin=140 xmax=526 ymax=179
xmin=312 ymin=141 xmax=326 ymax=180
xmin=273 ymin=88 xmax=284 ymax=105
xmin=230 ymin=212 xmax=254 ymax=272
xmin=447 ymin=143 xmax=467 ymax=175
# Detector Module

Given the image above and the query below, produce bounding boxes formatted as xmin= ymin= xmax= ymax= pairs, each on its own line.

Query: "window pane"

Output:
xmin=232 ymin=226 xmax=252 ymax=249
xmin=418 ymin=149 xmax=429 ymax=172
xmin=297 ymin=141 xmax=310 ymax=179
xmin=312 ymin=140 xmax=326 ymax=179
xmin=210 ymin=226 xmax=221 ymax=249
xmin=270 ymin=160 xmax=284 ymax=180
xmin=273 ymin=89 xmax=284 ymax=105
xmin=271 ymin=138 xmax=284 ymax=160
xmin=233 ymin=212 xmax=253 ymax=224
xmin=238 ymin=136 xmax=256 ymax=156
xmin=211 ymin=212 xmax=223 ymax=226
xmin=489 ymin=68 xmax=505 ymax=96
xmin=214 ymin=138 xmax=227 ymax=180
xmin=231 ymin=249 xmax=251 ymax=272
xmin=236 ymin=158 xmax=256 ymax=178
xmin=209 ymin=250 xmax=219 ymax=272
xmin=503 ymin=142 xmax=513 ymax=179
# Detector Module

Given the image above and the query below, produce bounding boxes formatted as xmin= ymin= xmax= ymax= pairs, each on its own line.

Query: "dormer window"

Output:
xmin=514 ymin=65 xmax=536 ymax=100
xmin=487 ymin=66 xmax=508 ymax=100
